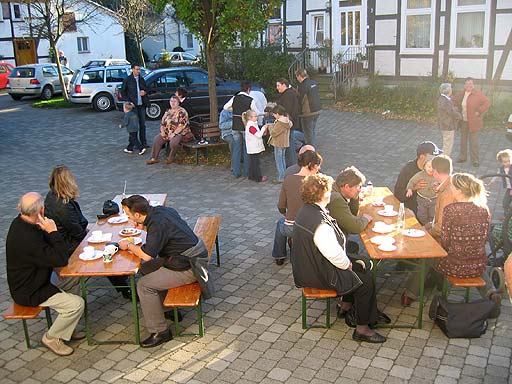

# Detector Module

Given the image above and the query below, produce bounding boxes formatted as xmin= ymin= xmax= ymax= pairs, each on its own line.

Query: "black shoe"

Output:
xmin=344 ymin=307 xmax=357 ymax=328
xmin=121 ymin=289 xmax=139 ymax=301
xmin=336 ymin=304 xmax=349 ymax=319
xmin=473 ymin=161 xmax=480 ymax=167
xmin=456 ymin=158 xmax=466 ymax=163
xmin=275 ymin=258 xmax=285 ymax=266
xmin=164 ymin=309 xmax=183 ymax=322
xmin=140 ymin=329 xmax=172 ymax=348
xmin=352 ymin=330 xmax=386 ymax=343
xmin=376 ymin=310 xmax=391 ymax=324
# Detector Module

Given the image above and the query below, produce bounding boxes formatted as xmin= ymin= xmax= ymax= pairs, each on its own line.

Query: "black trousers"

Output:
xmin=248 ymin=153 xmax=262 ymax=182
xmin=343 ymin=264 xmax=379 ymax=325
xmin=127 ymin=131 xmax=143 ymax=151
xmin=135 ymin=105 xmax=147 ymax=147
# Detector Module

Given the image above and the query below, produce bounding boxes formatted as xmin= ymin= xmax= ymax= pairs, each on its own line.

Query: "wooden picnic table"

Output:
xmin=59 ymin=193 xmax=167 ymax=345
xmin=359 ymin=187 xmax=447 ymax=328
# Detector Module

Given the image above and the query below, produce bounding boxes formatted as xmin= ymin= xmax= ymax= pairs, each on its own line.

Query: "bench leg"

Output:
xmin=173 ymin=308 xmax=180 ymax=337
xmin=80 ymin=277 xmax=93 ymax=346
xmin=195 ymin=149 xmax=199 ymax=165
xmin=22 ymin=319 xmax=31 ymax=349
xmin=465 ymin=288 xmax=470 ymax=303
xmin=302 ymin=294 xmax=307 ymax=329
xmin=325 ymin=298 xmax=331 ymax=328
xmin=215 ymin=235 xmax=221 ymax=267
xmin=44 ymin=307 xmax=52 ymax=328
xmin=130 ymin=275 xmax=140 ymax=345
xmin=197 ymin=300 xmax=204 ymax=337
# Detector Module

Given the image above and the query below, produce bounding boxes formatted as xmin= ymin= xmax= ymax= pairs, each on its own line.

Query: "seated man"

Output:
xmin=118 ymin=195 xmax=209 ymax=348
xmin=6 ymin=192 xmax=84 ymax=356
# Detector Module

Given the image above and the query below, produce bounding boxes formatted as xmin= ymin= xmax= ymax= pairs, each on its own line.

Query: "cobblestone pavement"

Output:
xmin=0 ymin=93 xmax=510 ymax=384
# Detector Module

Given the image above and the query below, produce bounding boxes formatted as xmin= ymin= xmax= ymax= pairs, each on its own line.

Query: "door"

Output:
xmin=13 ymin=38 xmax=37 ymax=65
xmin=340 ymin=10 xmax=361 ymax=50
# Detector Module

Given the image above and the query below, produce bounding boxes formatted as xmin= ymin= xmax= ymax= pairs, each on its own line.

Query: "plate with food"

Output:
xmin=378 ymin=243 xmax=397 ymax=252
xmin=119 ymin=228 xmax=142 ymax=237
xmin=123 ymin=236 xmax=142 ymax=245
xmin=371 ymin=201 xmax=385 ymax=207
xmin=402 ymin=228 xmax=426 ymax=238
xmin=377 ymin=210 xmax=398 ymax=217
xmin=87 ymin=233 xmax=112 ymax=243
xmin=108 ymin=216 xmax=129 ymax=224
xmin=79 ymin=250 xmax=104 ymax=261
xmin=370 ymin=236 xmax=396 ymax=245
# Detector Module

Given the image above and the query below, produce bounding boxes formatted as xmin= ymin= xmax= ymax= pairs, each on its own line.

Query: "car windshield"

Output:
xmin=9 ymin=68 xmax=35 ymax=78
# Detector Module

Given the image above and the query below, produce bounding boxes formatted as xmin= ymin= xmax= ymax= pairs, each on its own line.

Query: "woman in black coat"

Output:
xmin=44 ymin=165 xmax=131 ymax=299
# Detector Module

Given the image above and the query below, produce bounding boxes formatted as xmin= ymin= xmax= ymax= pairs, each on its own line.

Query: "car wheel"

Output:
xmin=146 ymin=102 xmax=163 ymax=120
xmin=10 ymin=94 xmax=23 ymax=101
xmin=41 ymin=85 xmax=53 ymax=100
xmin=93 ymin=93 xmax=114 ymax=112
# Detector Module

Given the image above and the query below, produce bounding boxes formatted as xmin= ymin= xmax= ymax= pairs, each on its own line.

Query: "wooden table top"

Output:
xmin=359 ymin=187 xmax=447 ymax=260
xmin=113 ymin=194 xmax=167 ymax=207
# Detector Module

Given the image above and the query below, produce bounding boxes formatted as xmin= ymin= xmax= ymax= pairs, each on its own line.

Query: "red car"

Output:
xmin=0 ymin=62 xmax=15 ymax=89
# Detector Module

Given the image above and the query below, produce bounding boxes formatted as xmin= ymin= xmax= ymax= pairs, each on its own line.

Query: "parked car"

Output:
xmin=149 ymin=52 xmax=199 ymax=69
xmin=6 ymin=64 xmax=74 ymax=100
xmin=115 ymin=66 xmax=261 ymax=120
xmin=82 ymin=59 xmax=130 ymax=68
xmin=68 ymin=65 xmax=150 ymax=111
xmin=0 ymin=62 xmax=15 ymax=89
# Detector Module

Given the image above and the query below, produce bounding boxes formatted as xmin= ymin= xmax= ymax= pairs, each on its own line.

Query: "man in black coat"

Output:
xmin=6 ymin=192 xmax=84 ymax=356
xmin=296 ymin=69 xmax=321 ymax=147
xmin=121 ymin=64 xmax=149 ymax=147
xmin=276 ymin=78 xmax=302 ymax=165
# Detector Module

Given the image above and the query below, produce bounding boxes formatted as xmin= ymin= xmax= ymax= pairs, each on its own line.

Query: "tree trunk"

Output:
xmin=51 ymin=39 xmax=68 ymax=101
xmin=137 ymin=40 xmax=146 ymax=68
xmin=206 ymin=44 xmax=218 ymax=124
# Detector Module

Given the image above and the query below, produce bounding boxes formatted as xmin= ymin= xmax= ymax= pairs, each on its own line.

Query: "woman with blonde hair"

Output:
xmin=44 ymin=165 xmax=131 ymax=299
xmin=291 ymin=174 xmax=388 ymax=343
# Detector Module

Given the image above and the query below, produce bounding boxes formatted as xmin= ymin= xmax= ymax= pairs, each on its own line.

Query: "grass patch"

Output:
xmin=32 ymin=97 xmax=83 ymax=109
xmin=177 ymin=145 xmax=231 ymax=166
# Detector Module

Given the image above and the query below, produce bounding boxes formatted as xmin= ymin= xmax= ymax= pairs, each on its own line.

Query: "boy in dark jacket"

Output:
xmin=120 ymin=102 xmax=145 ymax=155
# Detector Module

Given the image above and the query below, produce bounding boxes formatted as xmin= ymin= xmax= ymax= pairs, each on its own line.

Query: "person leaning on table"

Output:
xmin=291 ymin=174 xmax=388 ymax=343
xmin=6 ymin=192 xmax=85 ymax=356
xmin=118 ymin=195 xmax=208 ymax=348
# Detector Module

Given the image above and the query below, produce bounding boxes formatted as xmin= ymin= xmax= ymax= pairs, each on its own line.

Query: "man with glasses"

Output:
xmin=121 ymin=64 xmax=149 ymax=148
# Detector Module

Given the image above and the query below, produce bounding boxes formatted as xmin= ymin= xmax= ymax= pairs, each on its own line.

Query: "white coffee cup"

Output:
xmin=384 ymin=204 xmax=394 ymax=214
xmin=103 ymin=244 xmax=118 ymax=263
xmin=92 ymin=230 xmax=103 ymax=241
xmin=83 ymin=246 xmax=95 ymax=257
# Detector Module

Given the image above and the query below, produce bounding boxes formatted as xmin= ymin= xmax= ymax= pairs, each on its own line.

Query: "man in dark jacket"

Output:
xmin=121 ymin=64 xmax=149 ymax=147
xmin=6 ymin=192 xmax=84 ymax=356
xmin=296 ymin=69 xmax=321 ymax=147
xmin=119 ymin=195 xmax=208 ymax=348
xmin=276 ymin=78 xmax=303 ymax=166
xmin=394 ymin=141 xmax=443 ymax=215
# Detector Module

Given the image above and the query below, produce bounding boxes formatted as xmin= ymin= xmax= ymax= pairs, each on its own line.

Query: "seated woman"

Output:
xmin=272 ymin=150 xmax=322 ymax=265
xmin=44 ymin=165 xmax=130 ymax=299
xmin=146 ymin=95 xmax=193 ymax=165
xmin=291 ymin=173 xmax=388 ymax=343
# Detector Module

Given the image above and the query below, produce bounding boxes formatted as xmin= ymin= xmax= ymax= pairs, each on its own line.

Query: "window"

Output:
xmin=154 ymin=73 xmax=184 ymax=88
xmin=452 ymin=0 xmax=488 ymax=51
xmin=313 ymin=15 xmax=324 ymax=46
xmin=77 ymin=37 xmax=89 ymax=53
xmin=186 ymin=33 xmax=193 ymax=49
xmin=106 ymin=69 xmax=127 ymax=83
xmin=42 ymin=66 xmax=57 ymax=77
xmin=401 ymin=0 xmax=434 ymax=53
xmin=267 ymin=23 xmax=282 ymax=45
xmin=0 ymin=3 xmax=3 ymax=21
xmin=61 ymin=67 xmax=72 ymax=76
xmin=82 ymin=70 xmax=104 ymax=83
xmin=62 ymin=12 xmax=77 ymax=33
xmin=185 ymin=70 xmax=208 ymax=86
xmin=0 ymin=65 xmax=6 ymax=74
xmin=11 ymin=3 xmax=22 ymax=20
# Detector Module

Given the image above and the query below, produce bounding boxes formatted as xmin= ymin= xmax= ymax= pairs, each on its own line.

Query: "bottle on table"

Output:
xmin=397 ymin=202 xmax=405 ymax=231
xmin=366 ymin=181 xmax=373 ymax=196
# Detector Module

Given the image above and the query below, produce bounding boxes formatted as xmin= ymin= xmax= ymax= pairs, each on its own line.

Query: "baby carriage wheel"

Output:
xmin=491 ymin=266 xmax=506 ymax=293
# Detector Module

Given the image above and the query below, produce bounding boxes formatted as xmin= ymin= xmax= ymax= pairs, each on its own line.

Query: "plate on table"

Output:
xmin=370 ymin=236 xmax=396 ymax=245
xmin=108 ymin=216 xmax=129 ymax=224
xmin=119 ymin=228 xmax=142 ymax=237
xmin=378 ymin=244 xmax=397 ymax=252
xmin=371 ymin=201 xmax=385 ymax=207
xmin=87 ymin=233 xmax=112 ymax=243
xmin=372 ymin=222 xmax=395 ymax=234
xmin=79 ymin=250 xmax=104 ymax=261
xmin=123 ymin=236 xmax=142 ymax=245
xmin=377 ymin=210 xmax=398 ymax=217
xmin=403 ymin=229 xmax=426 ymax=238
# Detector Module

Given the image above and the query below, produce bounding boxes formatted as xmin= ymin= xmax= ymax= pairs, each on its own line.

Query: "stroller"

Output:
xmin=481 ymin=173 xmax=512 ymax=293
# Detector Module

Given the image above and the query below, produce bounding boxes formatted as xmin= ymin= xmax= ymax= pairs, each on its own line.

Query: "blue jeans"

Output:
xmin=223 ymin=132 xmax=242 ymax=177
xmin=240 ymin=131 xmax=250 ymax=177
xmin=301 ymin=115 xmax=319 ymax=147
xmin=286 ymin=130 xmax=305 ymax=167
xmin=274 ymin=147 xmax=287 ymax=182
xmin=272 ymin=218 xmax=294 ymax=259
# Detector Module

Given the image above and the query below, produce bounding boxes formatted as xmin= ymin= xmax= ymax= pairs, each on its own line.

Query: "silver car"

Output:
xmin=6 ymin=63 xmax=74 ymax=100
xmin=68 ymin=65 xmax=150 ymax=112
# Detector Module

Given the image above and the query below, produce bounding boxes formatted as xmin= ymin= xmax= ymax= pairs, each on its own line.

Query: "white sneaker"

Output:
xmin=42 ymin=332 xmax=74 ymax=356
xmin=139 ymin=148 xmax=146 ymax=155
xmin=123 ymin=149 xmax=133 ymax=154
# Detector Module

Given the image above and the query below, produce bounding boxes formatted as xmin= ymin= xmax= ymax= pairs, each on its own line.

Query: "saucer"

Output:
xmin=370 ymin=236 xmax=396 ymax=245
xmin=87 ymin=233 xmax=113 ymax=243
xmin=378 ymin=244 xmax=397 ymax=252
xmin=403 ymin=229 xmax=426 ymax=238
xmin=124 ymin=236 xmax=142 ymax=245
xmin=119 ymin=228 xmax=142 ymax=236
xmin=108 ymin=216 xmax=129 ymax=224
xmin=372 ymin=223 xmax=395 ymax=234
xmin=79 ymin=250 xmax=103 ymax=261
xmin=377 ymin=210 xmax=398 ymax=217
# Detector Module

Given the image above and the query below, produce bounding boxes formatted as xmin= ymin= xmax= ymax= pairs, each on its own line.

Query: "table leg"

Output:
xmin=80 ymin=277 xmax=92 ymax=345
xmin=417 ymin=259 xmax=426 ymax=329
xmin=130 ymin=275 xmax=140 ymax=345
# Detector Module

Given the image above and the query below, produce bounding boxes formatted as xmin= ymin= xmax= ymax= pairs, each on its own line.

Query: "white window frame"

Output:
xmin=11 ymin=3 xmax=22 ymax=21
xmin=311 ymin=13 xmax=325 ymax=47
xmin=450 ymin=0 xmax=489 ymax=54
xmin=77 ymin=36 xmax=89 ymax=53
xmin=0 ymin=4 xmax=4 ymax=21
xmin=400 ymin=0 xmax=435 ymax=54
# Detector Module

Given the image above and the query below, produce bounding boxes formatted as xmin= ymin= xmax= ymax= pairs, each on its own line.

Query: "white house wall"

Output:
xmin=495 ymin=14 xmax=512 ymax=46
xmin=374 ymin=50 xmax=395 ymax=76
xmin=400 ymin=58 xmax=432 ymax=77
xmin=286 ymin=1 xmax=302 ymax=21
xmin=374 ymin=20 xmax=396 ymax=46
xmin=494 ymin=51 xmax=512 ymax=80
xmin=449 ymin=59 xmax=487 ymax=79
xmin=497 ymin=0 xmax=512 ymax=8
xmin=375 ymin=1 xmax=397 ymax=16
xmin=286 ymin=25 xmax=303 ymax=49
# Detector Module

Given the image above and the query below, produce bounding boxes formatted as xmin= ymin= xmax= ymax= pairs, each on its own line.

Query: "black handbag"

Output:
xmin=428 ymin=295 xmax=494 ymax=338
xmin=97 ymin=200 xmax=120 ymax=219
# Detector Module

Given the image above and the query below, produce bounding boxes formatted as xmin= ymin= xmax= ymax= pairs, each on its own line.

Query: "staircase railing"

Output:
xmin=331 ymin=45 xmax=367 ymax=99
xmin=288 ymin=48 xmax=310 ymax=82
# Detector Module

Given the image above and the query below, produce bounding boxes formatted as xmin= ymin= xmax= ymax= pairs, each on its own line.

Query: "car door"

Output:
xmin=146 ymin=70 xmax=185 ymax=104
xmin=0 ymin=64 xmax=8 ymax=88
xmin=81 ymin=69 xmax=105 ymax=96
xmin=183 ymin=69 xmax=210 ymax=115
xmin=105 ymin=68 xmax=128 ymax=97
xmin=43 ymin=65 xmax=60 ymax=91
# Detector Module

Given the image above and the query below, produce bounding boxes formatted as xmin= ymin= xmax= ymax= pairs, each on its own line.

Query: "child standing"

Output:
xmin=496 ymin=149 xmax=512 ymax=214
xmin=243 ymin=109 xmax=267 ymax=182
xmin=406 ymin=154 xmax=437 ymax=225
xmin=267 ymin=105 xmax=292 ymax=184
xmin=120 ymin=102 xmax=145 ymax=155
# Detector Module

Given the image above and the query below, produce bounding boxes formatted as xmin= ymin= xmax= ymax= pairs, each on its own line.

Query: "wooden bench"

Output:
xmin=2 ymin=303 xmax=53 ymax=349
xmin=163 ymin=215 xmax=222 ymax=337
xmin=184 ymin=120 xmax=228 ymax=165
xmin=442 ymin=276 xmax=486 ymax=303
xmin=301 ymin=288 xmax=338 ymax=329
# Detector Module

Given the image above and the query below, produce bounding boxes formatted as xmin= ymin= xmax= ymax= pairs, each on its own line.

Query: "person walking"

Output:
xmin=121 ymin=64 xmax=149 ymax=148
